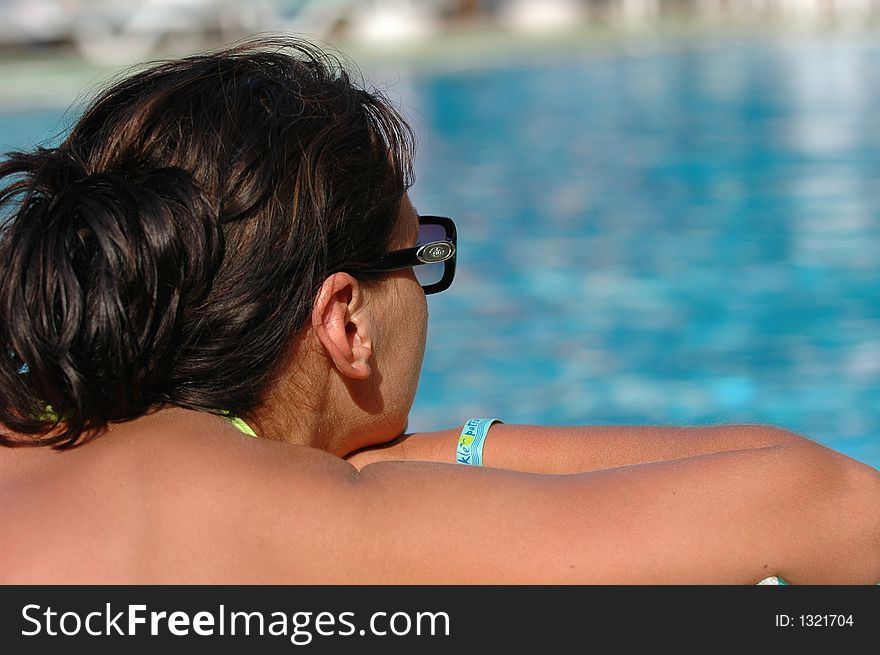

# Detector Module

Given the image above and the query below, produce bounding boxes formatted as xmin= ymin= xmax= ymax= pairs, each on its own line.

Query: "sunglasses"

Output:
xmin=362 ymin=216 xmax=457 ymax=295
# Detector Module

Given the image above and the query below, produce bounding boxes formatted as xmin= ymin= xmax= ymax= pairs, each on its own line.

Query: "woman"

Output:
xmin=0 ymin=37 xmax=877 ymax=584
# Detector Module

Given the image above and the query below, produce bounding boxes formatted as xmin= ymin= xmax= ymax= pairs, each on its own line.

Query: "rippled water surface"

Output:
xmin=2 ymin=33 xmax=879 ymax=469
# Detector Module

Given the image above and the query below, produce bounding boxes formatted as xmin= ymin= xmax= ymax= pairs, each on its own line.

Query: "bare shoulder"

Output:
xmin=0 ymin=409 xmax=360 ymax=584
xmin=6 ymin=412 xmax=875 ymax=584
xmin=156 ymin=425 xmax=880 ymax=584
xmin=108 ymin=412 xmax=364 ymax=583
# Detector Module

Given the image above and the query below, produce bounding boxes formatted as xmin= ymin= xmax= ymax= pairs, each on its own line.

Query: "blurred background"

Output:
xmin=1 ymin=0 xmax=879 ymax=470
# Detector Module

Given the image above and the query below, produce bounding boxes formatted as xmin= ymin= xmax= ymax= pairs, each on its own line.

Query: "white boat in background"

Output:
xmin=265 ymin=0 xmax=439 ymax=45
xmin=497 ymin=0 xmax=586 ymax=33
xmin=0 ymin=0 xmax=73 ymax=46
xmin=344 ymin=0 xmax=439 ymax=45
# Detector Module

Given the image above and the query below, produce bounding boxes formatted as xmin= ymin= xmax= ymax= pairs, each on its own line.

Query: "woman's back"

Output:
xmin=0 ymin=409 xmax=360 ymax=583
xmin=3 ymin=406 xmax=879 ymax=584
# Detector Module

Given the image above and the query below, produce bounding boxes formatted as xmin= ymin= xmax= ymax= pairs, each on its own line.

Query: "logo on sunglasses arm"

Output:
xmin=417 ymin=242 xmax=454 ymax=264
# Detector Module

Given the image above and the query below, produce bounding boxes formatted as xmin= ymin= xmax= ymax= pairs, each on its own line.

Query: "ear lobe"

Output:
xmin=312 ymin=273 xmax=372 ymax=380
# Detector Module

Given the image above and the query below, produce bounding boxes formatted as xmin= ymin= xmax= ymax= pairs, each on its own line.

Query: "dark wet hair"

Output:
xmin=0 ymin=37 xmax=415 ymax=448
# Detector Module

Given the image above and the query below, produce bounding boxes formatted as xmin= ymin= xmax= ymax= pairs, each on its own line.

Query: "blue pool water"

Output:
xmin=2 ymin=32 xmax=880 ymax=469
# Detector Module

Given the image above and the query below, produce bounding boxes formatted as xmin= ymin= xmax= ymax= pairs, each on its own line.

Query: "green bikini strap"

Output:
xmin=224 ymin=414 xmax=258 ymax=438
xmin=37 ymin=405 xmax=258 ymax=438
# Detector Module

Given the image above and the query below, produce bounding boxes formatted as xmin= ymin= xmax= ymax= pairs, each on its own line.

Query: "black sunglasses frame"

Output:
xmin=363 ymin=215 xmax=457 ymax=295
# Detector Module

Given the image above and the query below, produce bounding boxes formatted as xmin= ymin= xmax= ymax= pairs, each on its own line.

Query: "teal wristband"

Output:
xmin=456 ymin=418 xmax=502 ymax=466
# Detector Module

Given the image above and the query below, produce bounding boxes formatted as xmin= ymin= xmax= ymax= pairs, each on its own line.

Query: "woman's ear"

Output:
xmin=311 ymin=273 xmax=372 ymax=380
